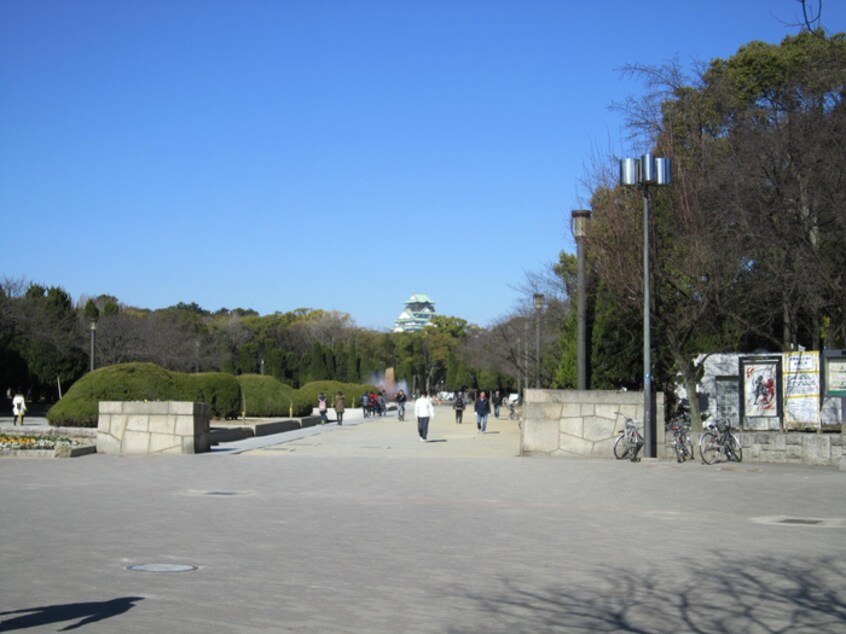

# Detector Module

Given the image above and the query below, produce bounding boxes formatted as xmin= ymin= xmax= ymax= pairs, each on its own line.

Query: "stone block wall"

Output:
xmin=739 ymin=431 xmax=843 ymax=468
xmin=521 ymin=389 xmax=665 ymax=458
xmin=97 ymin=401 xmax=211 ymax=455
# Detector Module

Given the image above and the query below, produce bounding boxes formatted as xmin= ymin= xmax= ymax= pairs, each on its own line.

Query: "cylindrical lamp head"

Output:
xmin=655 ymin=157 xmax=672 ymax=185
xmin=620 ymin=158 xmax=639 ymax=186
xmin=640 ymin=153 xmax=656 ymax=184
xmin=571 ymin=209 xmax=592 ymax=238
xmin=533 ymin=293 xmax=544 ymax=311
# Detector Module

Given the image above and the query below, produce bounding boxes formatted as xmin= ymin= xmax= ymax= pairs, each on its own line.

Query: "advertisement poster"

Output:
xmin=825 ymin=356 xmax=846 ymax=397
xmin=739 ymin=356 xmax=782 ymax=430
xmin=783 ymin=352 xmax=820 ymax=428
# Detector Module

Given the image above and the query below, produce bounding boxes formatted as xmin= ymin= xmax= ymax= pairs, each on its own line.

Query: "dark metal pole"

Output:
xmin=89 ymin=321 xmax=96 ymax=372
xmin=577 ymin=234 xmax=587 ymax=390
xmin=642 ymin=185 xmax=654 ymax=457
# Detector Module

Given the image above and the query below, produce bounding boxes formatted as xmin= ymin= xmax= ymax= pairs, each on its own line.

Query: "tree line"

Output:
xmin=0 ymin=278 xmax=566 ymax=402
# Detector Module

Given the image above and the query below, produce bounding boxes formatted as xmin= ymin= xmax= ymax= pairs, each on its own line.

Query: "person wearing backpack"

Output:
xmin=453 ymin=391 xmax=465 ymax=424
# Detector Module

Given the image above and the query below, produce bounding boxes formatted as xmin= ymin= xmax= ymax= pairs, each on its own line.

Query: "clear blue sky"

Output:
xmin=2 ymin=1 xmax=842 ymax=330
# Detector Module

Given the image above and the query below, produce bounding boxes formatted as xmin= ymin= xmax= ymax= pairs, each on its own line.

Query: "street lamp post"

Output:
xmin=619 ymin=153 xmax=671 ymax=458
xmin=533 ymin=293 xmax=544 ymax=389
xmin=89 ymin=320 xmax=97 ymax=372
xmin=572 ymin=209 xmax=592 ymax=390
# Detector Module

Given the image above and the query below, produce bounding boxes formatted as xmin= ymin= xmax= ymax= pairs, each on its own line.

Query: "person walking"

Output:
xmin=395 ymin=389 xmax=407 ymax=421
xmin=474 ymin=390 xmax=491 ymax=434
xmin=317 ymin=393 xmax=329 ymax=425
xmin=493 ymin=390 xmax=503 ymax=418
xmin=453 ymin=390 xmax=465 ymax=424
xmin=414 ymin=389 xmax=435 ymax=442
xmin=12 ymin=390 xmax=26 ymax=426
xmin=334 ymin=391 xmax=345 ymax=425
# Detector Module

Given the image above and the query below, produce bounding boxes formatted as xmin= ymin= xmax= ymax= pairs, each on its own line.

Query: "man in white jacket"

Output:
xmin=414 ymin=390 xmax=435 ymax=442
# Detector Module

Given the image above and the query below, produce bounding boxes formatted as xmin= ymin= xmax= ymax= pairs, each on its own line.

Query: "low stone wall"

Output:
xmin=739 ymin=431 xmax=844 ymax=468
xmin=520 ymin=389 xmax=665 ymax=458
xmin=97 ymin=401 xmax=211 ymax=455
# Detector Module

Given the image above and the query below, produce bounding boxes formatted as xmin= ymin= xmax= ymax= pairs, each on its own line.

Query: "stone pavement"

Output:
xmin=1 ymin=405 xmax=845 ymax=633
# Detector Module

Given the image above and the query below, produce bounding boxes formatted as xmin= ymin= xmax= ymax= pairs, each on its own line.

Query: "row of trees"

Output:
xmin=0 ymin=277 xmax=565 ymax=402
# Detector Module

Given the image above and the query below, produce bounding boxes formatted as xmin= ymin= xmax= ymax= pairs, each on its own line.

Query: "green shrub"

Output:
xmin=186 ymin=372 xmax=241 ymax=419
xmin=297 ymin=380 xmax=379 ymax=413
xmin=47 ymin=363 xmax=243 ymax=426
xmin=47 ymin=362 xmax=188 ymax=427
xmin=237 ymin=374 xmax=297 ymax=417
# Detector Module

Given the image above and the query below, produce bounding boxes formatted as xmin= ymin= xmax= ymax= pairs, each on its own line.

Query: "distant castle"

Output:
xmin=393 ymin=293 xmax=436 ymax=332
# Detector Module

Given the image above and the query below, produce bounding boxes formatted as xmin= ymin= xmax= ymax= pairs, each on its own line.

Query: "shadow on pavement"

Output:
xmin=0 ymin=596 xmax=144 ymax=632
xmin=451 ymin=555 xmax=846 ymax=633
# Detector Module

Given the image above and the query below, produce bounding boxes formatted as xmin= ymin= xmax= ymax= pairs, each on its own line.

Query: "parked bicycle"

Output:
xmin=666 ymin=412 xmax=695 ymax=463
xmin=506 ymin=401 xmax=520 ymax=420
xmin=613 ymin=413 xmax=643 ymax=461
xmin=699 ymin=418 xmax=743 ymax=465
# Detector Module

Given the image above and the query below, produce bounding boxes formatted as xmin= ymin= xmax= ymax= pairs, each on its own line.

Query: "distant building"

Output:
xmin=393 ymin=293 xmax=436 ymax=332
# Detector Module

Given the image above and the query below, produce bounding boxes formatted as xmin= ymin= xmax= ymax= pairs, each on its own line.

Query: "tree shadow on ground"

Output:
xmin=0 ymin=596 xmax=144 ymax=632
xmin=450 ymin=555 xmax=846 ymax=633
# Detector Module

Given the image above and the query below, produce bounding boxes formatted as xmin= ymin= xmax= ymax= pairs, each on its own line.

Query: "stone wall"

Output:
xmin=739 ymin=431 xmax=844 ymax=468
xmin=97 ymin=401 xmax=211 ymax=455
xmin=520 ymin=389 xmax=665 ymax=458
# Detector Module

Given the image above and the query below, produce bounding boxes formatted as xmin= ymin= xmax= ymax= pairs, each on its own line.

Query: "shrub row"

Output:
xmin=47 ymin=363 xmax=378 ymax=427
xmin=237 ymin=376 xmax=378 ymax=417
xmin=47 ymin=363 xmax=241 ymax=426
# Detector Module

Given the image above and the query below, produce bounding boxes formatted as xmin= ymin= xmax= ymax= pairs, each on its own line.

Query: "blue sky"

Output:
xmin=2 ymin=1 xmax=842 ymax=330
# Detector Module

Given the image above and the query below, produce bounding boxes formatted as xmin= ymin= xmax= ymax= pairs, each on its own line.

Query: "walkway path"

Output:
xmin=1 ymin=405 xmax=844 ymax=633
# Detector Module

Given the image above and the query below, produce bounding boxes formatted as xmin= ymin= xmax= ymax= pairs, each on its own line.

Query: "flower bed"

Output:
xmin=0 ymin=434 xmax=80 ymax=452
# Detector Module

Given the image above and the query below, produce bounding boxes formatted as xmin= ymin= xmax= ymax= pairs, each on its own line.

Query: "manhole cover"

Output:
xmin=750 ymin=516 xmax=844 ymax=528
xmin=126 ymin=563 xmax=198 ymax=573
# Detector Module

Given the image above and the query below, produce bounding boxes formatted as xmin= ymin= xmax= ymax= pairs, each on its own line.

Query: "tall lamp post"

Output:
xmin=619 ymin=153 xmax=671 ymax=458
xmin=89 ymin=320 xmax=97 ymax=372
xmin=572 ymin=209 xmax=592 ymax=390
xmin=533 ymin=293 xmax=544 ymax=388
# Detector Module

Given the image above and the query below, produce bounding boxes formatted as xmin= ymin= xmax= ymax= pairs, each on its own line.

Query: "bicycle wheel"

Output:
xmin=629 ymin=431 xmax=643 ymax=462
xmin=685 ymin=436 xmax=695 ymax=462
xmin=700 ymin=432 xmax=719 ymax=465
xmin=613 ymin=434 xmax=629 ymax=460
xmin=727 ymin=434 xmax=743 ymax=462
xmin=672 ymin=436 xmax=685 ymax=463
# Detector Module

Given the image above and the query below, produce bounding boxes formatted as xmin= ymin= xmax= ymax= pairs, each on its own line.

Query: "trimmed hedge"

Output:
xmin=237 ymin=374 xmax=303 ymax=417
xmin=46 ymin=363 xmax=379 ymax=426
xmin=47 ymin=362 xmax=241 ymax=426
xmin=298 ymin=381 xmax=379 ymax=412
xmin=185 ymin=372 xmax=241 ymax=419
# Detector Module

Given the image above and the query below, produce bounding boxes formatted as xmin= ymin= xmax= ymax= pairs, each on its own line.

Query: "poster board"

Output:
xmin=823 ymin=350 xmax=846 ymax=398
xmin=782 ymin=352 xmax=820 ymax=429
xmin=739 ymin=356 xmax=782 ymax=430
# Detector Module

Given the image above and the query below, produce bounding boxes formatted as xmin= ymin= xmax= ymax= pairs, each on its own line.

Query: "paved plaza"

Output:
xmin=1 ymin=406 xmax=845 ymax=632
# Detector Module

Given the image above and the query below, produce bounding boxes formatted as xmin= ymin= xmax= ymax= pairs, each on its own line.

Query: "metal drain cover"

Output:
xmin=127 ymin=563 xmax=198 ymax=573
xmin=751 ymin=516 xmax=844 ymax=528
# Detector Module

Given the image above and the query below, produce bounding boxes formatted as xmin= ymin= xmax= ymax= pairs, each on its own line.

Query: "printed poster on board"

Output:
xmin=783 ymin=352 xmax=820 ymax=428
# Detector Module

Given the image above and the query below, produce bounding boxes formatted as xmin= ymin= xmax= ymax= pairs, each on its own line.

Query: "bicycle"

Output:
xmin=666 ymin=413 xmax=695 ymax=463
xmin=613 ymin=413 xmax=643 ymax=461
xmin=506 ymin=401 xmax=520 ymax=420
xmin=699 ymin=418 xmax=743 ymax=465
